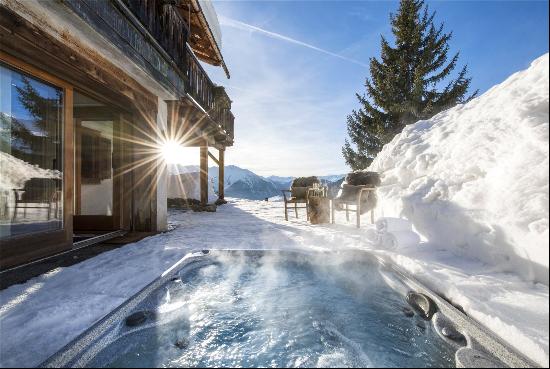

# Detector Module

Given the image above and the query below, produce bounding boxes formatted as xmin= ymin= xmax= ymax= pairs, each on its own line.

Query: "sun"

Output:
xmin=160 ymin=140 xmax=187 ymax=165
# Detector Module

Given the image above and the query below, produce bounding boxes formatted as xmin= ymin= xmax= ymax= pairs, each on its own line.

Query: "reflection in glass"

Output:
xmin=0 ymin=63 xmax=63 ymax=239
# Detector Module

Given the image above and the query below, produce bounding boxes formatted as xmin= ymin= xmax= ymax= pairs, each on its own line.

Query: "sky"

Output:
xmin=199 ymin=0 xmax=549 ymax=177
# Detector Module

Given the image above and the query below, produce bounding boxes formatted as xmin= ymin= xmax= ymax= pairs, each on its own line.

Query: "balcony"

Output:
xmin=121 ymin=0 xmax=188 ymax=74
xmin=186 ymin=47 xmax=234 ymax=145
xmin=118 ymin=0 xmax=234 ymax=144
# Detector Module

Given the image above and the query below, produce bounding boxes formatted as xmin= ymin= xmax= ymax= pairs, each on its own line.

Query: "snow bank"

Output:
xmin=198 ymin=0 xmax=222 ymax=49
xmin=370 ymin=54 xmax=549 ymax=284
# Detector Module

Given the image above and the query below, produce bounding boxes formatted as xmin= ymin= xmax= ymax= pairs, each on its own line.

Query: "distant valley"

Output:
xmin=171 ymin=165 xmax=345 ymax=200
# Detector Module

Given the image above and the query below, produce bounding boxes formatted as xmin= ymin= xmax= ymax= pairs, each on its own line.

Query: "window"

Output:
xmin=0 ymin=63 xmax=64 ymax=239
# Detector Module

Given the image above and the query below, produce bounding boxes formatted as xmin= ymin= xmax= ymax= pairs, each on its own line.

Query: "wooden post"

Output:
xmin=284 ymin=200 xmax=288 ymax=221
xmin=200 ymin=144 xmax=208 ymax=205
xmin=357 ymin=203 xmax=361 ymax=228
xmin=218 ymin=148 xmax=225 ymax=200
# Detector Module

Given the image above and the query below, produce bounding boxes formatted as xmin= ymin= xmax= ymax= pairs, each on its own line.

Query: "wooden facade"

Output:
xmin=0 ymin=0 xmax=234 ymax=269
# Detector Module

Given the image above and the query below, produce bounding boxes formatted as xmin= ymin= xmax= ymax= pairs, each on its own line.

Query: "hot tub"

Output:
xmin=41 ymin=250 xmax=536 ymax=368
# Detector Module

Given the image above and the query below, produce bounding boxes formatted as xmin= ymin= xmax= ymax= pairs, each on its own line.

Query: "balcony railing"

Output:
xmin=186 ymin=46 xmax=234 ymax=142
xmin=121 ymin=0 xmax=234 ymax=143
xmin=224 ymin=113 xmax=234 ymax=142
xmin=122 ymin=0 xmax=188 ymax=74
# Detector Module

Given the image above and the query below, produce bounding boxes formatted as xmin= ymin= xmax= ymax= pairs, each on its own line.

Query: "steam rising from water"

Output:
xmin=93 ymin=251 xmax=455 ymax=368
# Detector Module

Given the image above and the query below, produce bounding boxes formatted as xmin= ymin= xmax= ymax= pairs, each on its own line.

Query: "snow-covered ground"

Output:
xmin=0 ymin=199 xmax=548 ymax=367
xmin=370 ymin=53 xmax=549 ymax=285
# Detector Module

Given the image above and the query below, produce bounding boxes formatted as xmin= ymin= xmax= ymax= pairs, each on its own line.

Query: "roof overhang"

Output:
xmin=177 ymin=0 xmax=230 ymax=79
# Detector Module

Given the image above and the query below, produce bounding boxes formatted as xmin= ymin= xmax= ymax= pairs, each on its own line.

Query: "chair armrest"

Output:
xmin=51 ymin=190 xmax=62 ymax=202
xmin=358 ymin=187 xmax=376 ymax=192
xmin=12 ymin=188 xmax=24 ymax=201
xmin=281 ymin=189 xmax=291 ymax=201
xmin=357 ymin=187 xmax=376 ymax=203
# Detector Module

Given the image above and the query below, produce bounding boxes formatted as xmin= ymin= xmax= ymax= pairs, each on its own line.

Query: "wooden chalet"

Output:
xmin=0 ymin=0 xmax=234 ymax=269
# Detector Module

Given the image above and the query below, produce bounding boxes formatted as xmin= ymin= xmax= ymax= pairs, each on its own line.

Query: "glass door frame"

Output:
xmin=73 ymin=107 xmax=123 ymax=232
xmin=0 ymin=51 xmax=74 ymax=269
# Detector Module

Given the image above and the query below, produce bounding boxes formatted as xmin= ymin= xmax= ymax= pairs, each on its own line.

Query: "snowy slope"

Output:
xmin=370 ymin=53 xmax=549 ymax=285
xmin=208 ymin=165 xmax=281 ymax=200
xmin=225 ymin=176 xmax=280 ymax=200
xmin=167 ymin=172 xmax=217 ymax=202
xmin=172 ymin=165 xmax=345 ymax=199
xmin=319 ymin=174 xmax=346 ymax=183
xmin=213 ymin=165 xmax=259 ymax=188
xmin=224 ymin=170 xmax=346 ymax=200
xmin=266 ymin=175 xmax=293 ymax=183
xmin=174 ymin=165 xmax=264 ymax=189
xmin=266 ymin=175 xmax=294 ymax=190
xmin=268 ymin=175 xmax=345 ymax=192
xmin=172 ymin=165 xmax=280 ymax=200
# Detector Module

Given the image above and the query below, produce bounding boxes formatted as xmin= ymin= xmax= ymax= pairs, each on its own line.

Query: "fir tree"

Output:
xmin=343 ymin=0 xmax=478 ymax=170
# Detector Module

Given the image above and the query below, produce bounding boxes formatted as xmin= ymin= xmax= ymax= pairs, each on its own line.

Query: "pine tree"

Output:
xmin=343 ymin=0 xmax=478 ymax=170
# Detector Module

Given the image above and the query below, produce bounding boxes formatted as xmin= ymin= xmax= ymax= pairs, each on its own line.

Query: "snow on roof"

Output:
xmin=197 ymin=0 xmax=222 ymax=50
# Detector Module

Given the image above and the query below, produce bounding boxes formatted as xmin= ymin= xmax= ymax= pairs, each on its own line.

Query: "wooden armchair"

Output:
xmin=332 ymin=185 xmax=377 ymax=228
xmin=12 ymin=178 xmax=61 ymax=221
xmin=331 ymin=172 xmax=380 ymax=228
xmin=282 ymin=176 xmax=320 ymax=221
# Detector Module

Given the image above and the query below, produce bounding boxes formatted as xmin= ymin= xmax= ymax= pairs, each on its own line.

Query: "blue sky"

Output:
xmin=203 ymin=0 xmax=549 ymax=176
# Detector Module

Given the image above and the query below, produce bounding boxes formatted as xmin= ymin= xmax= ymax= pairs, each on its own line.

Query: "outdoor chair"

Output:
xmin=282 ymin=176 xmax=320 ymax=221
xmin=331 ymin=172 xmax=381 ymax=228
xmin=12 ymin=177 xmax=62 ymax=221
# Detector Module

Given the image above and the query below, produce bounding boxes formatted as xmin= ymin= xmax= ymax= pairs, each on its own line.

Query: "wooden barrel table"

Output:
xmin=307 ymin=196 xmax=330 ymax=224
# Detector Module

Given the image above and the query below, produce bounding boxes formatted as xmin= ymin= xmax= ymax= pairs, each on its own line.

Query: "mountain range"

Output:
xmin=171 ymin=165 xmax=345 ymax=200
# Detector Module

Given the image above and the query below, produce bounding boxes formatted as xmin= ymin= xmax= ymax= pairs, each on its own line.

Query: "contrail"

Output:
xmin=219 ymin=16 xmax=368 ymax=68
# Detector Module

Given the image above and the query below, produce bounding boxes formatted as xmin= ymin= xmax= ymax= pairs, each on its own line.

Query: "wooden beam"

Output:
xmin=208 ymin=150 xmax=219 ymax=165
xmin=200 ymin=145 xmax=208 ymax=205
xmin=73 ymin=106 xmax=115 ymax=120
xmin=218 ymin=148 xmax=225 ymax=200
xmin=0 ymin=7 xmax=157 ymax=113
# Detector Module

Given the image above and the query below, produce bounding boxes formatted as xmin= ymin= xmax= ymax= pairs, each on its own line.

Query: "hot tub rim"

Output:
xmin=39 ymin=248 xmax=539 ymax=369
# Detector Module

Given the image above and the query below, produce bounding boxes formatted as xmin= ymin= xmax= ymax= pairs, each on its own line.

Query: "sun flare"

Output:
xmin=160 ymin=140 xmax=187 ymax=165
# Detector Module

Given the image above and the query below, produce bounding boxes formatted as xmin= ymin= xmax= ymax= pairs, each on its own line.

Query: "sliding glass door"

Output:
xmin=0 ymin=55 xmax=73 ymax=269
xmin=0 ymin=62 xmax=64 ymax=239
